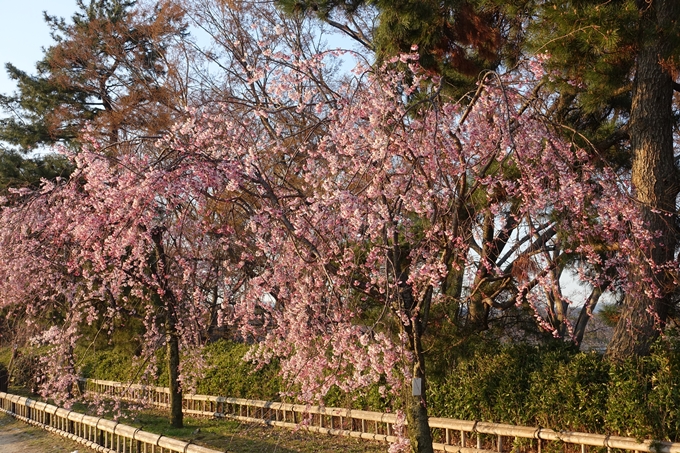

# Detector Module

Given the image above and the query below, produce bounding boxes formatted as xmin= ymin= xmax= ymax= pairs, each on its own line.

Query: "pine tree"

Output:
xmin=603 ymin=0 xmax=679 ymax=360
xmin=529 ymin=0 xmax=680 ymax=358
xmin=0 ymin=150 xmax=72 ymax=196
xmin=0 ymin=0 xmax=187 ymax=151
xmin=526 ymin=0 xmax=640 ymax=160
xmin=276 ymin=0 xmax=532 ymax=97
xmin=0 ymin=62 xmax=95 ymax=150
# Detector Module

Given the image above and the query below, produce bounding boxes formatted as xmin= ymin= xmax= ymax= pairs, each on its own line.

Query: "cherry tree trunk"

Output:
xmin=468 ymin=297 xmax=489 ymax=331
xmin=151 ymin=227 xmax=184 ymax=428
xmin=405 ymin=368 xmax=434 ymax=453
xmin=166 ymin=308 xmax=184 ymax=429
xmin=606 ymin=0 xmax=679 ymax=360
xmin=404 ymin=315 xmax=434 ymax=453
xmin=389 ymin=242 xmax=435 ymax=453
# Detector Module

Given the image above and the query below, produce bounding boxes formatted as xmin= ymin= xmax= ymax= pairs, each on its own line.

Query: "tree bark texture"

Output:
xmin=405 ymin=337 xmax=434 ymax=453
xmin=388 ymin=241 xmax=434 ymax=453
xmin=166 ymin=308 xmax=184 ymax=429
xmin=606 ymin=0 xmax=679 ymax=360
xmin=402 ymin=281 xmax=434 ymax=453
xmin=151 ymin=227 xmax=184 ymax=428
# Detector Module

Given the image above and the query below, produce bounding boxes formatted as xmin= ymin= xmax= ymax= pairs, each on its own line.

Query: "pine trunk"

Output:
xmin=606 ymin=0 xmax=679 ymax=360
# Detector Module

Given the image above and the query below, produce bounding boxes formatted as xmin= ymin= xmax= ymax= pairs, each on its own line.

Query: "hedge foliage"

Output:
xmin=12 ymin=335 xmax=680 ymax=441
xmin=427 ymin=337 xmax=680 ymax=441
xmin=196 ymin=340 xmax=282 ymax=401
xmin=79 ymin=348 xmax=138 ymax=383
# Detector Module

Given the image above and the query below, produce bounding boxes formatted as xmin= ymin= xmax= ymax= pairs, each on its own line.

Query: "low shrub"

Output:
xmin=606 ymin=338 xmax=680 ymax=441
xmin=10 ymin=350 xmax=41 ymax=392
xmin=428 ymin=337 xmax=680 ymax=441
xmin=17 ymin=332 xmax=680 ymax=442
xmin=196 ymin=340 xmax=390 ymax=409
xmin=527 ymin=350 xmax=608 ymax=431
xmin=428 ymin=342 xmax=547 ymax=424
xmin=197 ymin=340 xmax=282 ymax=401
xmin=79 ymin=348 xmax=135 ymax=382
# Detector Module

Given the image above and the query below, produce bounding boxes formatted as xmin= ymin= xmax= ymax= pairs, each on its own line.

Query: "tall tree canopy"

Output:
xmin=276 ymin=0 xmax=533 ymax=97
xmin=284 ymin=0 xmax=680 ymax=359
xmin=1 ymin=1 xmax=679 ymax=452
xmin=0 ymin=0 xmax=187 ymax=151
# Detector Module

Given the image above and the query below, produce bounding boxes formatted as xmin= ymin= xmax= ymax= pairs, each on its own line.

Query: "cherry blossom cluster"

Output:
xmin=0 ymin=46 xmax=669 ymax=450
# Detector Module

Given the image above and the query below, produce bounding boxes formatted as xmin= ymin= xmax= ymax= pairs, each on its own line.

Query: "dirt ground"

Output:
xmin=0 ymin=412 xmax=88 ymax=452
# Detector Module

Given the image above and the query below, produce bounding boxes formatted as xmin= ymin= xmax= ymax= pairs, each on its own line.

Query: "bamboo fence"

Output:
xmin=85 ymin=378 xmax=680 ymax=453
xmin=0 ymin=390 xmax=221 ymax=453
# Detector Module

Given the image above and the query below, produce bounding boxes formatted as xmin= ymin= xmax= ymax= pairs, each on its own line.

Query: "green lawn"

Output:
xmin=126 ymin=409 xmax=387 ymax=453
xmin=7 ymin=386 xmax=387 ymax=453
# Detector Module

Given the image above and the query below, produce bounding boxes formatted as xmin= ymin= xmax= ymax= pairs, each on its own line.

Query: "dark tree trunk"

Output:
xmin=7 ymin=345 xmax=17 ymax=386
xmin=468 ymin=297 xmax=489 ymax=331
xmin=0 ymin=363 xmax=7 ymax=393
xmin=151 ymin=227 xmax=184 ymax=428
xmin=166 ymin=307 xmax=184 ymax=428
xmin=404 ymin=326 xmax=434 ymax=453
xmin=573 ymin=285 xmax=603 ymax=347
xmin=401 ymin=282 xmax=434 ymax=453
xmin=388 ymin=241 xmax=434 ymax=453
xmin=606 ymin=0 xmax=679 ymax=360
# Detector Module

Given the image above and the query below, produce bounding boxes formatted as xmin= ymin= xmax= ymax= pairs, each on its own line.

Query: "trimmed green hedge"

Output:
xmin=80 ymin=348 xmax=138 ymax=383
xmin=196 ymin=340 xmax=282 ymax=401
xmin=21 ymin=334 xmax=680 ymax=442
xmin=427 ymin=338 xmax=680 ymax=441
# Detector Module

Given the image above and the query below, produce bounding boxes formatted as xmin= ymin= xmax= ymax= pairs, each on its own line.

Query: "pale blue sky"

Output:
xmin=0 ymin=1 xmax=358 ymax=96
xmin=0 ymin=1 xmax=78 ymax=95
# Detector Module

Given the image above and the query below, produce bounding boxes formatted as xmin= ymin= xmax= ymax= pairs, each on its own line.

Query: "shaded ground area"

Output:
xmin=0 ymin=412 xmax=84 ymax=452
xmin=1 ymin=393 xmax=387 ymax=453
xmin=123 ymin=409 xmax=388 ymax=453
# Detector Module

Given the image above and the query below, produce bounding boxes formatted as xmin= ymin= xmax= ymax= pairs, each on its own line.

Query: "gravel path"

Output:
xmin=0 ymin=412 xmax=86 ymax=452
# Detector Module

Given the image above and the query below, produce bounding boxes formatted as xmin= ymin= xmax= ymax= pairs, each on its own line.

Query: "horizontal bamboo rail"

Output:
xmin=0 ymin=391 xmax=220 ymax=453
xmin=85 ymin=378 xmax=399 ymax=443
xmin=85 ymin=378 xmax=680 ymax=453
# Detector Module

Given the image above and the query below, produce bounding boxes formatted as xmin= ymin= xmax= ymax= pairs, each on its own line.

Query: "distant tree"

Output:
xmin=0 ymin=150 xmax=72 ymax=196
xmin=0 ymin=0 xmax=188 ymax=151
xmin=275 ymin=0 xmax=533 ymax=97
